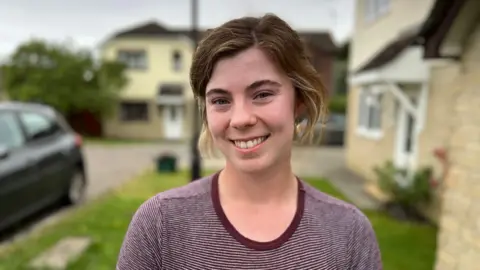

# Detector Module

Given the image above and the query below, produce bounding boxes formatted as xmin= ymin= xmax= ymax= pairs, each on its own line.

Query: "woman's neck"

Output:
xmin=219 ymin=159 xmax=297 ymax=204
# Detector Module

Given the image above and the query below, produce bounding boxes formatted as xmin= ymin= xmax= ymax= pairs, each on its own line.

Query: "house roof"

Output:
xmin=355 ymin=25 xmax=421 ymax=73
xmin=112 ymin=21 xmax=187 ymax=38
xmin=107 ymin=21 xmax=337 ymax=53
xmin=416 ymin=0 xmax=468 ymax=59
xmin=354 ymin=0 xmax=470 ymax=73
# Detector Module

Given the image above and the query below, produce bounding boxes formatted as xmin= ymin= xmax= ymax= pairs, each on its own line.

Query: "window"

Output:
xmin=19 ymin=112 xmax=60 ymax=140
xmin=172 ymin=51 xmax=182 ymax=72
xmin=118 ymin=50 xmax=147 ymax=69
xmin=0 ymin=112 xmax=25 ymax=149
xmin=364 ymin=0 xmax=390 ymax=22
xmin=120 ymin=102 xmax=149 ymax=121
xmin=357 ymin=88 xmax=383 ymax=139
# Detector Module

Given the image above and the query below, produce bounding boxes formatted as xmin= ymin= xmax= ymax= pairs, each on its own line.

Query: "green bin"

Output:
xmin=156 ymin=154 xmax=177 ymax=173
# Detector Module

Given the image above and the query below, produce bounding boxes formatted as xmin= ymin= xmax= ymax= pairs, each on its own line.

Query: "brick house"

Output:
xmin=417 ymin=0 xmax=480 ymax=269
xmin=346 ymin=0 xmax=442 ymax=220
xmin=346 ymin=0 xmax=478 ymax=268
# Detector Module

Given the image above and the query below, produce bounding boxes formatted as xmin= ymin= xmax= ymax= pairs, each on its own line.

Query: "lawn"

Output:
xmin=0 ymin=171 xmax=437 ymax=270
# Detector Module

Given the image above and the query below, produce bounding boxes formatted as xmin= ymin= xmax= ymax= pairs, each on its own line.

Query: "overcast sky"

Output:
xmin=0 ymin=0 xmax=354 ymax=58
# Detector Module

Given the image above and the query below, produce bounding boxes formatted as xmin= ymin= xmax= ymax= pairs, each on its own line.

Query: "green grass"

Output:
xmin=0 ymin=172 xmax=437 ymax=270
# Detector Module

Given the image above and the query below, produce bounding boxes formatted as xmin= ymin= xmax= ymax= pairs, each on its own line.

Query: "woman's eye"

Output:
xmin=212 ymin=99 xmax=229 ymax=105
xmin=255 ymin=92 xmax=272 ymax=99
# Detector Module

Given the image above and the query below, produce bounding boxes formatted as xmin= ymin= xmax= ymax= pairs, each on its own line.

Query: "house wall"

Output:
xmin=434 ymin=22 xmax=480 ymax=270
xmin=100 ymin=36 xmax=194 ymax=99
xmin=103 ymin=99 xmax=196 ymax=140
xmin=350 ymin=0 xmax=435 ymax=71
xmin=345 ymin=85 xmax=397 ymax=182
xmin=100 ymin=36 xmax=195 ymax=140
xmin=414 ymin=63 xmax=463 ymax=222
xmin=103 ymin=99 xmax=164 ymax=140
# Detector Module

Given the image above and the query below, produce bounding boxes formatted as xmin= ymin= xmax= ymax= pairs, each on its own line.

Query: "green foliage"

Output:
xmin=374 ymin=161 xmax=434 ymax=209
xmin=333 ymin=60 xmax=348 ymax=95
xmin=328 ymin=94 xmax=347 ymax=114
xmin=2 ymin=39 xmax=128 ymax=115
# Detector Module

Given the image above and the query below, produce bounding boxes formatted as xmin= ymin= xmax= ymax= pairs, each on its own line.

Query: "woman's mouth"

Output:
xmin=231 ymin=135 xmax=270 ymax=150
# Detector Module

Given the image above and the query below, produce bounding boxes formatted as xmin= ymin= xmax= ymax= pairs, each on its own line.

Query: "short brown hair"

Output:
xmin=190 ymin=13 xmax=328 ymax=157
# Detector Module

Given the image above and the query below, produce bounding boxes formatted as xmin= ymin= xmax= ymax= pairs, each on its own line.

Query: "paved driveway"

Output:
xmin=84 ymin=142 xmax=345 ymax=199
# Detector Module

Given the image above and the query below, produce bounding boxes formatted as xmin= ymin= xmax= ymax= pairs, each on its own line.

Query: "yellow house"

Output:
xmin=99 ymin=21 xmax=196 ymax=141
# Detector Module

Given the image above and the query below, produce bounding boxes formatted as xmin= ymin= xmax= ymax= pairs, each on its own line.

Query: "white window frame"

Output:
xmin=357 ymin=86 xmax=384 ymax=139
xmin=118 ymin=50 xmax=147 ymax=70
xmin=377 ymin=0 xmax=390 ymax=15
xmin=172 ymin=50 xmax=183 ymax=72
xmin=364 ymin=0 xmax=391 ymax=23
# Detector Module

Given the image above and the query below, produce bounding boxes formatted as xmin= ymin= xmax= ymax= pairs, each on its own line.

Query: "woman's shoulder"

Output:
xmin=132 ymin=174 xmax=214 ymax=221
xmin=300 ymin=180 xmax=369 ymax=222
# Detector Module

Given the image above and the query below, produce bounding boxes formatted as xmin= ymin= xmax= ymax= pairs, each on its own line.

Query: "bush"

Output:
xmin=374 ymin=161 xmax=434 ymax=210
xmin=328 ymin=94 xmax=347 ymax=114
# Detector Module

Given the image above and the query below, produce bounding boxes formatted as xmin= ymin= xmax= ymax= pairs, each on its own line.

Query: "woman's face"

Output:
xmin=205 ymin=47 xmax=300 ymax=173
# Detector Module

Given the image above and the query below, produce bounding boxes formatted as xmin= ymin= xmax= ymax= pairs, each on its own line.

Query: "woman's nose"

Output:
xmin=229 ymin=103 xmax=257 ymax=129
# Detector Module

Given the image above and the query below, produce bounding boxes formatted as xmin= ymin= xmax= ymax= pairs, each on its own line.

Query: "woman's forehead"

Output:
xmin=206 ymin=48 xmax=288 ymax=94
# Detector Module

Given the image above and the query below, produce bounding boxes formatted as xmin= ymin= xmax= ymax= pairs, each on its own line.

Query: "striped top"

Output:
xmin=116 ymin=172 xmax=383 ymax=269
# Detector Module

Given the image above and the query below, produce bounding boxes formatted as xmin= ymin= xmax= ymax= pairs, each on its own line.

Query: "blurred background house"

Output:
xmin=346 ymin=0 xmax=437 ymax=218
xmin=347 ymin=0 xmax=480 ymax=268
xmin=99 ymin=22 xmax=196 ymax=141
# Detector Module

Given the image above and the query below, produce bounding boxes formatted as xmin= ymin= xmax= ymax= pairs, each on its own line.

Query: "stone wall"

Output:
xmin=434 ymin=23 xmax=480 ymax=270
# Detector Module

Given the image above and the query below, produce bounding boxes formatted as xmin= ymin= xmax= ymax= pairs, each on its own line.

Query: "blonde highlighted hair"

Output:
xmin=190 ymin=13 xmax=329 ymax=157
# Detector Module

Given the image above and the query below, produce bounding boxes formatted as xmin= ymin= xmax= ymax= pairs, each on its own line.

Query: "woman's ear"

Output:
xmin=294 ymin=99 xmax=306 ymax=121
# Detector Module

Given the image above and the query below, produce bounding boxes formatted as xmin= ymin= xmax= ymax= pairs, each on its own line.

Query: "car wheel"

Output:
xmin=66 ymin=170 xmax=86 ymax=205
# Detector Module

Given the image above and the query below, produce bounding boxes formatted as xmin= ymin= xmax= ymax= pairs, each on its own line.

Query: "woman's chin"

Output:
xmin=226 ymin=155 xmax=273 ymax=174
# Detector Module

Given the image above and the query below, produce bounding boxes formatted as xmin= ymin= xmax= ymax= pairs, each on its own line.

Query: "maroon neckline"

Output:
xmin=211 ymin=171 xmax=305 ymax=251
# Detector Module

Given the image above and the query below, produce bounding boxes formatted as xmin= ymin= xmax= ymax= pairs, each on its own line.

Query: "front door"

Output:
xmin=394 ymin=98 xmax=417 ymax=169
xmin=163 ymin=106 xmax=183 ymax=139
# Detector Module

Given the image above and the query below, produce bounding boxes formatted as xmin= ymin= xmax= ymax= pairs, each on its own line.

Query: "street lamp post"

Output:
xmin=190 ymin=0 xmax=202 ymax=181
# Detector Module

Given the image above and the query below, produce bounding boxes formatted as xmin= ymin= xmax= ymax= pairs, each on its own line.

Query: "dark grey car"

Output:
xmin=297 ymin=113 xmax=346 ymax=146
xmin=0 ymin=102 xmax=87 ymax=231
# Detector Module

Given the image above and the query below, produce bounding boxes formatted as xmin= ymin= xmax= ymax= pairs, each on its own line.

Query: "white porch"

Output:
xmin=349 ymin=46 xmax=431 ymax=171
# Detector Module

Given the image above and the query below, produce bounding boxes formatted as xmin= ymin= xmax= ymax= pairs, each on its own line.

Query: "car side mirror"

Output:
xmin=0 ymin=146 xmax=10 ymax=160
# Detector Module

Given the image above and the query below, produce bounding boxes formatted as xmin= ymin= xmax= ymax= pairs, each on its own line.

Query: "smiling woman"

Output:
xmin=116 ymin=13 xmax=383 ymax=270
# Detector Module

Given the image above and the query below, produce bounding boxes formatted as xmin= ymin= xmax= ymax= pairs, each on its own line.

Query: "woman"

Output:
xmin=117 ymin=13 xmax=382 ymax=270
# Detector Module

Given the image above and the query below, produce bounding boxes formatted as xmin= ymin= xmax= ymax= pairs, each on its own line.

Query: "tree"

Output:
xmin=1 ymin=39 xmax=128 ymax=116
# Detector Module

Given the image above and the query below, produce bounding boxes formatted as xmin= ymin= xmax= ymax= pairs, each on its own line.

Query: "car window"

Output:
xmin=54 ymin=111 xmax=73 ymax=132
xmin=329 ymin=114 xmax=346 ymax=126
xmin=19 ymin=112 xmax=59 ymax=140
xmin=0 ymin=112 xmax=25 ymax=149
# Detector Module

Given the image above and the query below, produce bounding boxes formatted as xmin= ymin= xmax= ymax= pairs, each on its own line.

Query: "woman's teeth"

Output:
xmin=234 ymin=136 xmax=268 ymax=149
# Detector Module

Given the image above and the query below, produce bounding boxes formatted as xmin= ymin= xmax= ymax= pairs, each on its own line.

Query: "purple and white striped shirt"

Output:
xmin=117 ymin=172 xmax=383 ymax=269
